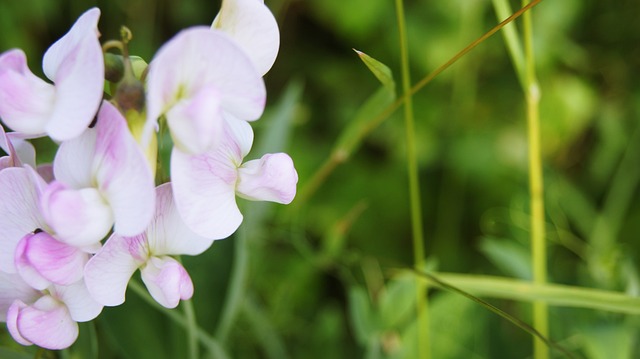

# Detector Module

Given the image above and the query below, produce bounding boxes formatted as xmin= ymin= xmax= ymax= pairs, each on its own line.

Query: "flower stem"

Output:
xmin=183 ymin=298 xmax=200 ymax=359
xmin=521 ymin=2 xmax=548 ymax=358
xmin=394 ymin=0 xmax=429 ymax=357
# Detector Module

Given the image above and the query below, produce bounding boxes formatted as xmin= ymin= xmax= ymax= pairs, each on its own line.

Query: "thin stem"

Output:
xmin=183 ymin=298 xmax=200 ymax=359
xmin=521 ymin=1 xmax=548 ymax=358
xmin=297 ymin=0 xmax=544 ymax=203
xmin=214 ymin=225 xmax=249 ymax=342
xmin=394 ymin=0 xmax=429 ymax=357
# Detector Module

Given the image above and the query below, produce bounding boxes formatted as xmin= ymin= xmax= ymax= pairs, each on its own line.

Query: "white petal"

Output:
xmin=84 ymin=234 xmax=147 ymax=307
xmin=140 ymin=256 xmax=193 ymax=309
xmin=237 ymin=152 xmax=298 ymax=204
xmin=10 ymin=296 xmax=79 ymax=350
xmin=92 ymin=101 xmax=155 ymax=236
xmin=0 ymin=50 xmax=55 ymax=136
xmin=171 ymin=147 xmax=242 ymax=240
xmin=213 ymin=0 xmax=280 ymax=76
xmin=166 ymin=84 xmax=224 ymax=154
xmin=144 ymin=27 xmax=265 ymax=147
xmin=0 ymin=273 xmax=40 ymax=322
xmin=40 ymin=182 xmax=113 ymax=247
xmin=147 ymin=183 xmax=215 ymax=256
xmin=43 ymin=8 xmax=103 ymax=141
xmin=53 ymin=281 xmax=103 ymax=322
xmin=53 ymin=125 xmax=97 ymax=188
xmin=0 ymin=167 xmax=48 ymax=273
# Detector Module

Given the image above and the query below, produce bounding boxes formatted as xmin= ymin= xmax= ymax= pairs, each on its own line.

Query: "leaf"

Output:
xmin=378 ymin=275 xmax=416 ymax=329
xmin=479 ymin=236 xmax=532 ymax=280
xmin=354 ymin=50 xmax=395 ymax=90
xmin=348 ymin=286 xmax=377 ymax=345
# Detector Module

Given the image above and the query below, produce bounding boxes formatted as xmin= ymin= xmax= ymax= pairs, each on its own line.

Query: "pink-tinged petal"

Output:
xmin=40 ymin=182 xmax=113 ymax=247
xmin=53 ymin=125 xmax=96 ymax=188
xmin=92 ymin=101 xmax=155 ymax=236
xmin=140 ymin=256 xmax=193 ymax=309
xmin=0 ymin=126 xmax=36 ymax=169
xmin=213 ymin=0 xmax=280 ymax=76
xmin=0 ymin=273 xmax=40 ymax=322
xmin=0 ymin=50 xmax=55 ymax=136
xmin=171 ymin=148 xmax=242 ymax=240
xmin=10 ymin=296 xmax=79 ymax=350
xmin=144 ymin=27 xmax=265 ymax=146
xmin=223 ymin=116 xmax=254 ymax=161
xmin=237 ymin=153 xmax=298 ymax=204
xmin=0 ymin=167 xmax=48 ymax=273
xmin=43 ymin=8 xmax=103 ymax=141
xmin=53 ymin=281 xmax=103 ymax=322
xmin=7 ymin=300 xmax=32 ymax=346
xmin=147 ymin=183 xmax=215 ymax=256
xmin=166 ymin=84 xmax=224 ymax=154
xmin=15 ymin=232 xmax=88 ymax=290
xmin=84 ymin=234 xmax=147 ymax=306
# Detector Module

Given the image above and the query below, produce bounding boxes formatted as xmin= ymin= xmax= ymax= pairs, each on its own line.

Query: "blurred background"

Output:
xmin=1 ymin=0 xmax=640 ymax=357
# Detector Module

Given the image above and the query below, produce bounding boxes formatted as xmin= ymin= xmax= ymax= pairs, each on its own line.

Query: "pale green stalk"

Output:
xmin=183 ymin=298 xmax=200 ymax=359
xmin=393 ymin=0 xmax=429 ymax=357
xmin=521 ymin=2 xmax=548 ymax=358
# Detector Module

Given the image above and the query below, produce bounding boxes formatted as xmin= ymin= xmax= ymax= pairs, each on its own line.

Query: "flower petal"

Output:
xmin=144 ymin=27 xmax=265 ymax=147
xmin=140 ymin=256 xmax=193 ymax=309
xmin=92 ymin=101 xmax=155 ymax=236
xmin=0 ymin=167 xmax=48 ymax=273
xmin=147 ymin=183 xmax=215 ymax=256
xmin=53 ymin=124 xmax=96 ymax=188
xmin=237 ymin=152 xmax=298 ymax=204
xmin=40 ymin=181 xmax=113 ymax=247
xmin=7 ymin=300 xmax=32 ymax=346
xmin=15 ymin=231 xmax=88 ymax=289
xmin=0 ymin=273 xmax=40 ymax=322
xmin=84 ymin=234 xmax=147 ymax=306
xmin=0 ymin=49 xmax=55 ymax=136
xmin=213 ymin=0 xmax=280 ymax=76
xmin=166 ymin=84 xmax=224 ymax=154
xmin=171 ymin=147 xmax=242 ymax=240
xmin=10 ymin=296 xmax=79 ymax=350
xmin=43 ymin=8 xmax=103 ymax=141
xmin=53 ymin=281 xmax=103 ymax=322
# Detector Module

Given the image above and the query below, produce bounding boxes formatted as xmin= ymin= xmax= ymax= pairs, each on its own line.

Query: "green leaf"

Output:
xmin=581 ymin=323 xmax=635 ymax=359
xmin=479 ymin=236 xmax=532 ymax=280
xmin=378 ymin=275 xmax=416 ymax=329
xmin=354 ymin=50 xmax=395 ymax=90
xmin=348 ymin=287 xmax=377 ymax=345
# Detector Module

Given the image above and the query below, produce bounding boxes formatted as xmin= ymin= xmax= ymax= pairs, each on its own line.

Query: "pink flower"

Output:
xmin=0 ymin=8 xmax=104 ymax=141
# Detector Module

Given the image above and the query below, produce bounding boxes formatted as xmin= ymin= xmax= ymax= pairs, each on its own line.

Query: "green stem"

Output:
xmin=393 ymin=0 xmax=429 ymax=357
xmin=214 ymin=225 xmax=249 ymax=342
xmin=128 ymin=281 xmax=230 ymax=359
xmin=297 ymin=0 xmax=543 ymax=203
xmin=183 ymin=298 xmax=200 ymax=359
xmin=521 ymin=2 xmax=548 ymax=358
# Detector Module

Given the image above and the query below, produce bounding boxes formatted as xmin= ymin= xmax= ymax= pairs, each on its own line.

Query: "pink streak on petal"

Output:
xmin=13 ymin=296 xmax=79 ymax=350
xmin=236 ymin=152 xmax=298 ymax=204
xmin=15 ymin=231 xmax=88 ymax=289
xmin=0 ymin=50 xmax=55 ymax=136
xmin=93 ymin=101 xmax=155 ymax=237
xmin=141 ymin=256 xmax=193 ymax=309
xmin=0 ymin=167 xmax=48 ymax=273
xmin=7 ymin=300 xmax=32 ymax=346
xmin=84 ymin=234 xmax=148 ymax=307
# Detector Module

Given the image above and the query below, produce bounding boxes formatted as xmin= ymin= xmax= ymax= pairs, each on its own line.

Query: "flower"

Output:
xmin=212 ymin=0 xmax=280 ymax=76
xmin=171 ymin=117 xmax=298 ymax=239
xmin=40 ymin=101 xmax=155 ymax=248
xmin=0 ymin=125 xmax=35 ymax=171
xmin=84 ymin=183 xmax=215 ymax=309
xmin=144 ymin=27 xmax=266 ymax=155
xmin=0 ymin=8 xmax=104 ymax=141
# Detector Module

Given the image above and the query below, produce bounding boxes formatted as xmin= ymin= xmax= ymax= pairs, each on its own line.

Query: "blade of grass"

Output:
xmin=394 ymin=0 xmax=429 ymax=357
xmin=297 ymin=0 xmax=544 ymax=203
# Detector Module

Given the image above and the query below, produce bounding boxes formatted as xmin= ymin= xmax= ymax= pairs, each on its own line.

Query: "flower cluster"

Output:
xmin=0 ymin=0 xmax=297 ymax=350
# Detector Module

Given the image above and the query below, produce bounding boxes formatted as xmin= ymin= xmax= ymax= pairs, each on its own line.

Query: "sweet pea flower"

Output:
xmin=84 ymin=183 xmax=215 ymax=309
xmin=6 ymin=279 xmax=102 ymax=350
xmin=171 ymin=117 xmax=298 ymax=239
xmin=0 ymin=8 xmax=104 ymax=142
xmin=144 ymin=27 xmax=265 ymax=155
xmin=0 ymin=125 xmax=35 ymax=170
xmin=212 ymin=0 xmax=280 ymax=76
xmin=40 ymin=101 xmax=155 ymax=248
